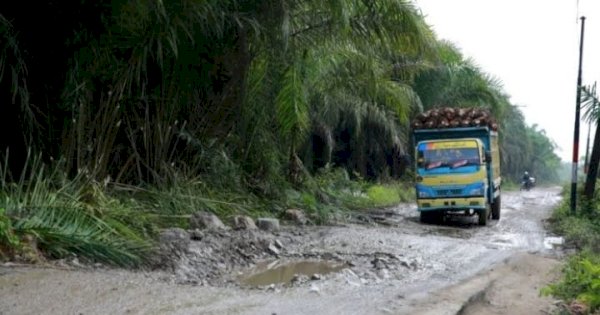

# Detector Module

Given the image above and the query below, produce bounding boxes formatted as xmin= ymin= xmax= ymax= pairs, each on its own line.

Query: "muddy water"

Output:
xmin=0 ymin=187 xmax=564 ymax=315
xmin=240 ymin=260 xmax=348 ymax=286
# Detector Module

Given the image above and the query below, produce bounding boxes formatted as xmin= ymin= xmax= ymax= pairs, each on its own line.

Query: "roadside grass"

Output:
xmin=366 ymin=184 xmax=413 ymax=207
xmin=543 ymin=184 xmax=600 ymax=313
xmin=0 ymin=158 xmax=413 ymax=267
xmin=286 ymin=168 xmax=414 ymax=223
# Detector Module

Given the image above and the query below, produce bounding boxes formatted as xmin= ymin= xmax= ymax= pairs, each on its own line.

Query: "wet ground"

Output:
xmin=0 ymin=187 xmax=564 ymax=315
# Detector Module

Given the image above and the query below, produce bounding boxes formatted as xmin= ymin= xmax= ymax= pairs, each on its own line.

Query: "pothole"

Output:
xmin=239 ymin=260 xmax=348 ymax=286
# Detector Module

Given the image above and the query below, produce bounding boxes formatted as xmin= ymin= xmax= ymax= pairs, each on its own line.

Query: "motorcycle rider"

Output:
xmin=522 ymin=171 xmax=532 ymax=190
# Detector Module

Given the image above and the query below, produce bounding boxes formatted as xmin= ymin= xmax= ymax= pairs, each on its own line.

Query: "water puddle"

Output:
xmin=239 ymin=260 xmax=348 ymax=286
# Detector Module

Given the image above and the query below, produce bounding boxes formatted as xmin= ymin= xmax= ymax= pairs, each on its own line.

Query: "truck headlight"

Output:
xmin=416 ymin=184 xmax=434 ymax=198
xmin=468 ymin=183 xmax=485 ymax=196
xmin=418 ymin=191 xmax=430 ymax=198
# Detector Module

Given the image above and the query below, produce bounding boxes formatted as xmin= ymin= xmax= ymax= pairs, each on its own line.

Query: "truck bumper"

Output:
xmin=417 ymin=197 xmax=487 ymax=211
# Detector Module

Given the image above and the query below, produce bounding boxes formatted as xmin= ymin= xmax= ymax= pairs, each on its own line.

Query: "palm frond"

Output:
xmin=14 ymin=206 xmax=149 ymax=267
xmin=276 ymin=62 xmax=310 ymax=144
xmin=582 ymin=83 xmax=600 ymax=124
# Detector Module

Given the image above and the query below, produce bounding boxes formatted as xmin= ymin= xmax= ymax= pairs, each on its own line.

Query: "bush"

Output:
xmin=542 ymin=252 xmax=600 ymax=313
xmin=548 ymin=190 xmax=600 ymax=252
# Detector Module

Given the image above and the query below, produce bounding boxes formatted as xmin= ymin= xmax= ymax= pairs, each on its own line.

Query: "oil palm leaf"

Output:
xmin=14 ymin=206 xmax=150 ymax=267
xmin=582 ymin=83 xmax=600 ymax=124
xmin=276 ymin=61 xmax=310 ymax=147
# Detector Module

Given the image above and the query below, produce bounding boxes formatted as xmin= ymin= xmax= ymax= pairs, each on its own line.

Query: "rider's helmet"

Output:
xmin=524 ymin=171 xmax=529 ymax=175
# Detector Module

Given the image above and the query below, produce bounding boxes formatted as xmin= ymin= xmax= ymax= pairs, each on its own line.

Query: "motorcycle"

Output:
xmin=520 ymin=177 xmax=535 ymax=191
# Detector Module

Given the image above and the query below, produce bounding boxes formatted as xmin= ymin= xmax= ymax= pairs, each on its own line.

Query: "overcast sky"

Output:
xmin=414 ymin=0 xmax=600 ymax=162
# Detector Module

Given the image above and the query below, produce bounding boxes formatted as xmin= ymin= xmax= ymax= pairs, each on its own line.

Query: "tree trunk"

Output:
xmin=584 ymin=123 xmax=600 ymax=198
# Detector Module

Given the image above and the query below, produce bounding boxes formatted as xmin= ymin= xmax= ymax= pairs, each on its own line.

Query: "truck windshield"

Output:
xmin=418 ymin=147 xmax=480 ymax=170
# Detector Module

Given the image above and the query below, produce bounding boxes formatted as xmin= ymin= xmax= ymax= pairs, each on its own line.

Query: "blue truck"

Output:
xmin=412 ymin=126 xmax=501 ymax=225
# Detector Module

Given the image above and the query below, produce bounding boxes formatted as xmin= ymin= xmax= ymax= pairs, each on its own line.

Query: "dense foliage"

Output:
xmin=0 ymin=0 xmax=561 ymax=264
xmin=0 ymin=0 xmax=559 ymax=186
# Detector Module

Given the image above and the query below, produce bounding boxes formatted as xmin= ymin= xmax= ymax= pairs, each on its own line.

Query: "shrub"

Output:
xmin=542 ymin=252 xmax=600 ymax=313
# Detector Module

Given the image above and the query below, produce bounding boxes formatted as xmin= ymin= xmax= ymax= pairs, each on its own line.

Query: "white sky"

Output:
xmin=414 ymin=0 xmax=600 ymax=162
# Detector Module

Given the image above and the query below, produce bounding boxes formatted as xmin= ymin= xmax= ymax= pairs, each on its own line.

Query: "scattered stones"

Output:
xmin=159 ymin=228 xmax=190 ymax=253
xmin=189 ymin=229 xmax=204 ymax=241
xmin=257 ymin=218 xmax=280 ymax=231
xmin=267 ymin=243 xmax=280 ymax=256
xmin=341 ymin=268 xmax=362 ymax=287
xmin=309 ymin=284 xmax=320 ymax=293
xmin=568 ymin=300 xmax=588 ymax=315
xmin=148 ymin=211 xmax=428 ymax=288
xmin=291 ymin=274 xmax=310 ymax=284
xmin=153 ymin=228 xmax=191 ymax=269
xmin=371 ymin=257 xmax=389 ymax=270
xmin=274 ymin=239 xmax=284 ymax=249
xmin=189 ymin=211 xmax=226 ymax=230
xmin=232 ymin=215 xmax=257 ymax=230
xmin=284 ymin=209 xmax=308 ymax=225
xmin=398 ymin=258 xmax=418 ymax=270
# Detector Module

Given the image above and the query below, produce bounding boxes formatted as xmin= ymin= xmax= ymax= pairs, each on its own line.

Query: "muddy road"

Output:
xmin=0 ymin=187 xmax=564 ymax=315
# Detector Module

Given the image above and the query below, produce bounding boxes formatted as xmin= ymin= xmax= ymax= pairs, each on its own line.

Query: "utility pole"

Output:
xmin=571 ymin=16 xmax=586 ymax=214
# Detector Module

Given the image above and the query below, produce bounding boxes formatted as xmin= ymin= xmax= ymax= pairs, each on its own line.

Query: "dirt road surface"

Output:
xmin=0 ymin=187 xmax=565 ymax=315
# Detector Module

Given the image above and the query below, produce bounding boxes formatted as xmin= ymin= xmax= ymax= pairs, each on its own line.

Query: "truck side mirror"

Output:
xmin=416 ymin=151 xmax=424 ymax=167
xmin=485 ymin=151 xmax=492 ymax=162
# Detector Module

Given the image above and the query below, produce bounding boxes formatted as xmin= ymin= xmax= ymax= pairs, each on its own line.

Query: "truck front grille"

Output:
xmin=435 ymin=189 xmax=462 ymax=197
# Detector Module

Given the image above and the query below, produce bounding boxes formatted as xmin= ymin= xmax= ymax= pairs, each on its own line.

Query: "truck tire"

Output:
xmin=478 ymin=207 xmax=489 ymax=226
xmin=491 ymin=195 xmax=501 ymax=220
xmin=420 ymin=211 xmax=439 ymax=224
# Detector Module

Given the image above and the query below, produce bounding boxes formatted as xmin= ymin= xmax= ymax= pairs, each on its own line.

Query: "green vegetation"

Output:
xmin=543 ymin=252 xmax=600 ymax=312
xmin=0 ymin=1 xmax=560 ymax=265
xmin=544 ymin=186 xmax=600 ymax=313
xmin=0 ymin=208 xmax=19 ymax=259
xmin=543 ymin=83 xmax=600 ymax=313
xmin=0 ymin=158 xmax=413 ymax=264
xmin=366 ymin=184 xmax=410 ymax=207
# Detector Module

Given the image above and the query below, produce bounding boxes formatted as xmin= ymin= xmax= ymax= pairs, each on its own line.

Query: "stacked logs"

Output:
xmin=411 ymin=107 xmax=499 ymax=131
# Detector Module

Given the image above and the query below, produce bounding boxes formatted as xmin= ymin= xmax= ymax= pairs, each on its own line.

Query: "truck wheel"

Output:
xmin=420 ymin=211 xmax=438 ymax=224
xmin=491 ymin=195 xmax=501 ymax=220
xmin=478 ymin=207 xmax=489 ymax=226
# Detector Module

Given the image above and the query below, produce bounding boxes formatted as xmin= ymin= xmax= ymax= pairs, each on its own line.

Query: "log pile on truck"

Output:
xmin=411 ymin=107 xmax=499 ymax=131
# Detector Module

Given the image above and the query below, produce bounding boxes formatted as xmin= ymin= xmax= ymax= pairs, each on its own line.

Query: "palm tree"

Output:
xmin=498 ymin=105 xmax=530 ymax=178
xmin=241 ymin=0 xmax=436 ymax=181
xmin=412 ymin=41 xmax=504 ymax=112
xmin=581 ymin=83 xmax=600 ymax=199
xmin=0 ymin=0 xmax=562 ymax=189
